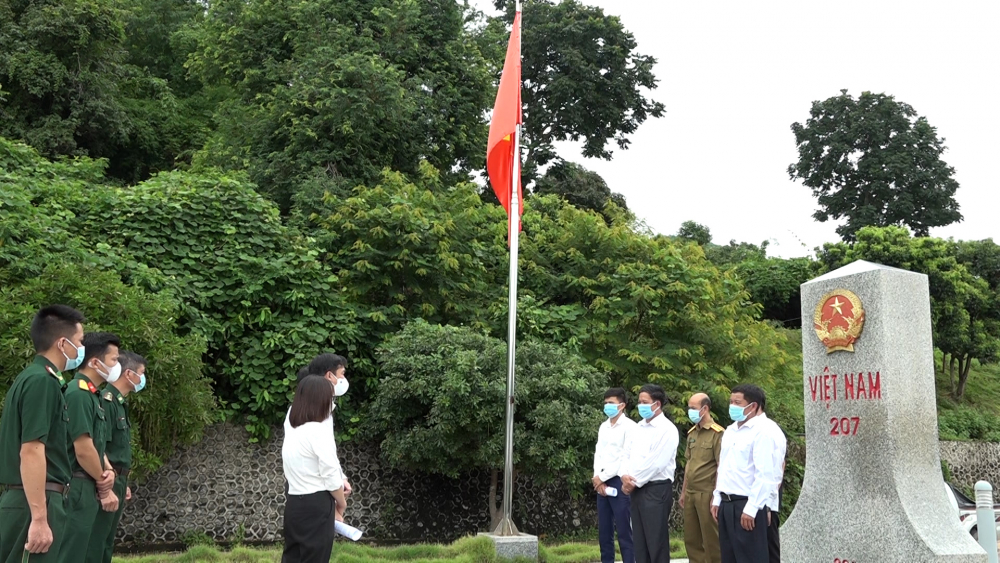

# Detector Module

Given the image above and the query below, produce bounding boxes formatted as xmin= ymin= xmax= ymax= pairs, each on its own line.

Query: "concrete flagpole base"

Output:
xmin=478 ymin=531 xmax=539 ymax=561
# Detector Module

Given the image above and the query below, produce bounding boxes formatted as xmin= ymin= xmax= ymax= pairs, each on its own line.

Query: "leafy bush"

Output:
xmin=939 ymin=408 xmax=1000 ymax=442
xmin=60 ymin=169 xmax=362 ymax=439
xmin=369 ymin=320 xmax=607 ymax=527
xmin=1 ymin=138 xmax=214 ymax=476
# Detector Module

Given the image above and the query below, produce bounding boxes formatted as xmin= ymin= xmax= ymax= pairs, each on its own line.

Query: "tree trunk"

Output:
xmin=943 ymin=353 xmax=955 ymax=395
xmin=956 ymin=355 xmax=973 ymax=401
xmin=489 ymin=469 xmax=501 ymax=531
xmin=949 ymin=356 xmax=958 ymax=397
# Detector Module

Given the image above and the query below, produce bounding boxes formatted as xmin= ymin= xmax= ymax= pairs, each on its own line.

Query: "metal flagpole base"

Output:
xmin=491 ymin=515 xmax=519 ymax=536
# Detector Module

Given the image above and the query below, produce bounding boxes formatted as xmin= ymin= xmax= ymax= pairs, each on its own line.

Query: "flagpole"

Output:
xmin=494 ymin=0 xmax=522 ymax=538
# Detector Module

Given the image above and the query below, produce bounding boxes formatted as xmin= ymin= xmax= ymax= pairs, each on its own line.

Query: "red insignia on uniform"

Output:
xmin=813 ymin=289 xmax=866 ymax=353
xmin=87 ymin=381 xmax=97 ymax=394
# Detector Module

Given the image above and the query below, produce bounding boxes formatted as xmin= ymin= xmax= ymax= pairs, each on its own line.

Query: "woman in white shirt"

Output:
xmin=282 ymin=375 xmax=347 ymax=563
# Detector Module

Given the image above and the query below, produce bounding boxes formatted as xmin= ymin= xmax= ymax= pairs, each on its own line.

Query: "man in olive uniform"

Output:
xmin=0 ymin=305 xmax=86 ymax=562
xmin=59 ymin=333 xmax=121 ymax=563
xmin=87 ymin=351 xmax=146 ymax=563
xmin=680 ymin=392 xmax=724 ymax=563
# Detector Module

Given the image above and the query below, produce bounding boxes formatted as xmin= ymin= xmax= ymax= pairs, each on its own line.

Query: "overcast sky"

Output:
xmin=473 ymin=0 xmax=999 ymax=258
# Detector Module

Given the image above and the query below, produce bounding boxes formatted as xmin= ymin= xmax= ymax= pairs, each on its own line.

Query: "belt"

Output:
xmin=72 ymin=471 xmax=96 ymax=482
xmin=646 ymin=479 xmax=672 ymax=486
xmin=5 ymin=482 xmax=68 ymax=494
xmin=720 ymin=492 xmax=748 ymax=502
xmin=112 ymin=466 xmax=130 ymax=479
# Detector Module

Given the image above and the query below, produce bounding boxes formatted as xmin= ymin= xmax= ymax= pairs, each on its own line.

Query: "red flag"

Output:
xmin=486 ymin=11 xmax=523 ymax=239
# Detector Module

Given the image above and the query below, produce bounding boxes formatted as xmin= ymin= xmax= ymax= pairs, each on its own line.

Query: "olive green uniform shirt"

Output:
xmin=0 ymin=356 xmax=72 ymax=485
xmin=684 ymin=422 xmax=724 ymax=494
xmin=101 ymin=386 xmax=131 ymax=471
xmin=64 ymin=374 xmax=109 ymax=475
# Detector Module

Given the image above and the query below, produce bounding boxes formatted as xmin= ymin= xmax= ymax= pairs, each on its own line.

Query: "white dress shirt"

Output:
xmin=623 ymin=412 xmax=679 ymax=488
xmin=593 ymin=414 xmax=637 ymax=483
xmin=282 ymin=415 xmax=344 ymax=495
xmin=285 ymin=407 xmax=348 ymax=483
xmin=712 ymin=413 xmax=782 ymax=518
xmin=760 ymin=414 xmax=787 ymax=512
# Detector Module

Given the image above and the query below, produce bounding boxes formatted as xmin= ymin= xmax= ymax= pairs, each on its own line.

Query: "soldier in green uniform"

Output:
xmin=87 ymin=350 xmax=146 ymax=563
xmin=0 ymin=305 xmax=86 ymax=563
xmin=59 ymin=333 xmax=122 ymax=563
xmin=679 ymin=392 xmax=724 ymax=563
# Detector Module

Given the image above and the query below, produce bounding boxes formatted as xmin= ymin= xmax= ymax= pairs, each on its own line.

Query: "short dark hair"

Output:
xmin=119 ymin=351 xmax=147 ymax=374
xmin=604 ymin=387 xmax=627 ymax=405
xmin=295 ymin=366 xmax=312 ymax=381
xmin=30 ymin=305 xmax=85 ymax=352
xmin=638 ymin=384 xmax=667 ymax=406
xmin=289 ymin=375 xmax=333 ymax=428
xmin=306 ymin=353 xmax=347 ymax=376
xmin=731 ymin=384 xmax=765 ymax=408
xmin=82 ymin=332 xmax=121 ymax=366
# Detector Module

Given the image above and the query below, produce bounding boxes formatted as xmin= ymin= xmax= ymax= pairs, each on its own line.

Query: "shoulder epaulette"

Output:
xmin=103 ymin=391 xmax=114 ymax=402
xmin=687 ymin=425 xmax=697 ymax=434
xmin=710 ymin=423 xmax=725 ymax=433
xmin=78 ymin=379 xmax=89 ymax=390
xmin=45 ymin=365 xmax=65 ymax=386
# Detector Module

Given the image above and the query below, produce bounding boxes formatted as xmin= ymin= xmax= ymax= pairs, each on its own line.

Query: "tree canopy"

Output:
xmin=788 ymin=90 xmax=962 ymax=241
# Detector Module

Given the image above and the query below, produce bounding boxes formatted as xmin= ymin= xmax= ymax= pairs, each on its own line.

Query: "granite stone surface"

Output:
xmin=478 ymin=532 xmax=539 ymax=561
xmin=781 ymin=260 xmax=986 ymax=562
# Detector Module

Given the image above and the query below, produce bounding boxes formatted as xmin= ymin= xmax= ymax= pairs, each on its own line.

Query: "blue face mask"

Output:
xmin=61 ymin=339 xmax=85 ymax=371
xmin=133 ymin=372 xmax=147 ymax=393
xmin=729 ymin=403 xmax=752 ymax=422
xmin=603 ymin=403 xmax=622 ymax=418
xmin=637 ymin=402 xmax=658 ymax=420
xmin=688 ymin=408 xmax=703 ymax=424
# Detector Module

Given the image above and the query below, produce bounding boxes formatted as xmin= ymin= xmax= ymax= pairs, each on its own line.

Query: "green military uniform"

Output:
xmin=86 ymin=386 xmax=130 ymax=563
xmin=0 ymin=356 xmax=72 ymax=563
xmin=683 ymin=421 xmax=724 ymax=563
xmin=58 ymin=374 xmax=109 ymax=563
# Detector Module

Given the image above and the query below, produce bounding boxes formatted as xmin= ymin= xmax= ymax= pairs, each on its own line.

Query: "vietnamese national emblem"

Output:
xmin=813 ymin=289 xmax=865 ymax=353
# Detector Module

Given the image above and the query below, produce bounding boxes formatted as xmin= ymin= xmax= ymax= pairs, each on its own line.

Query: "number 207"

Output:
xmin=830 ymin=417 xmax=860 ymax=436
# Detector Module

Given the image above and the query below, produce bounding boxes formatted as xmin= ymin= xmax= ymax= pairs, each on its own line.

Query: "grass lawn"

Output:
xmin=113 ymin=536 xmax=687 ymax=562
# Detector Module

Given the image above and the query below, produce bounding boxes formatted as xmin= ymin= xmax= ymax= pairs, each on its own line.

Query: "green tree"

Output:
xmin=0 ymin=0 xmax=201 ymax=182
xmin=676 ymin=221 xmax=712 ymax=246
xmin=735 ymin=258 xmax=815 ymax=328
xmin=304 ymin=163 xmax=508 ymax=382
xmin=488 ymin=0 xmax=664 ymax=185
xmin=817 ymin=227 xmax=999 ymax=399
xmin=788 ymin=90 xmax=962 ymax=241
xmin=190 ymin=0 xmax=494 ymax=211
xmin=368 ymin=320 xmax=607 ymax=529
xmin=703 ymin=239 xmax=769 ymax=268
xmin=533 ymin=161 xmax=627 ymax=221
xmin=510 ymin=195 xmax=794 ymax=400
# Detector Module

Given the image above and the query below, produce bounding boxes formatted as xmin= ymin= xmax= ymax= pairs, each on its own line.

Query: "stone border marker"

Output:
xmin=781 ymin=260 xmax=986 ymax=563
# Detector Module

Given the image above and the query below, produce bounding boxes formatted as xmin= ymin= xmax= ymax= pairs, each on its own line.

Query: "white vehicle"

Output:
xmin=945 ymin=482 xmax=1000 ymax=540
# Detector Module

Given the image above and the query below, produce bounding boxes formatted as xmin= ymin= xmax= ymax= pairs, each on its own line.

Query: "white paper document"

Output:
xmin=335 ymin=520 xmax=363 ymax=541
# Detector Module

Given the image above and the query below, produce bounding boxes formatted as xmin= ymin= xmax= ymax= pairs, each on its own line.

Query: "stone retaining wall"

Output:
xmin=116 ymin=423 xmax=995 ymax=549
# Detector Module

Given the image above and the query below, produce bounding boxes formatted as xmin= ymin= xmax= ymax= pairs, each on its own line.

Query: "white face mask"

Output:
xmin=97 ymin=359 xmax=122 ymax=383
xmin=333 ymin=377 xmax=349 ymax=397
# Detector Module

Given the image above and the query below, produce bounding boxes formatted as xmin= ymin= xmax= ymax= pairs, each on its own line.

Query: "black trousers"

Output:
xmin=767 ymin=509 xmax=779 ymax=563
xmin=631 ymin=480 xmax=672 ymax=563
xmin=718 ymin=497 xmax=768 ymax=563
xmin=282 ymin=491 xmax=335 ymax=563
